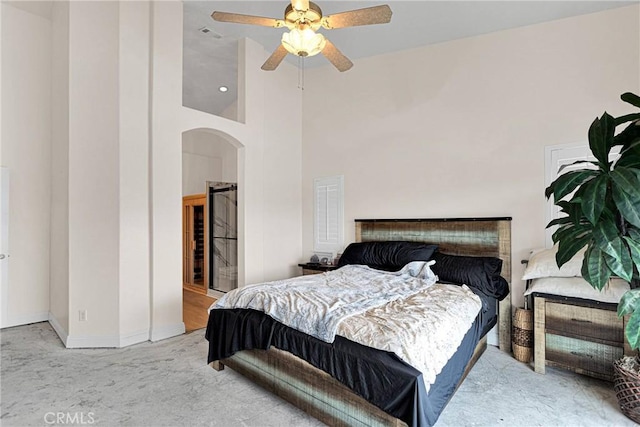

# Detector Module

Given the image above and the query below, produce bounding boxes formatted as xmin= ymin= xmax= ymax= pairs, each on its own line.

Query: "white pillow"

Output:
xmin=399 ymin=260 xmax=437 ymax=281
xmin=522 ymin=245 xmax=586 ymax=280
xmin=523 ymin=276 xmax=630 ymax=304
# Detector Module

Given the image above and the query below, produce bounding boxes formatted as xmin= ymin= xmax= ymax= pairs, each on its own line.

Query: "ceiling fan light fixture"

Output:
xmin=282 ymin=27 xmax=326 ymax=57
xmin=212 ymin=2 xmax=392 ymax=72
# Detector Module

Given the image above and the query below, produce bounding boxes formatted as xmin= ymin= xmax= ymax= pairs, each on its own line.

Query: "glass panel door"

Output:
xmin=208 ymin=183 xmax=238 ymax=292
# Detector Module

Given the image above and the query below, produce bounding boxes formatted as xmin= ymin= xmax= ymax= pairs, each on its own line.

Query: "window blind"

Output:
xmin=314 ymin=176 xmax=344 ymax=253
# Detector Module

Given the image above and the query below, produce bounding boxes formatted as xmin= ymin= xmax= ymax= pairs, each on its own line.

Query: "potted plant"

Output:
xmin=545 ymin=91 xmax=640 ymax=421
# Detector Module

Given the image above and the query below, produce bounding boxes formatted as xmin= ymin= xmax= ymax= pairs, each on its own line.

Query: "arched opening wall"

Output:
xmin=38 ymin=1 xmax=304 ymax=346
xmin=149 ymin=1 xmax=304 ymax=342
xmin=182 ymin=128 xmax=245 ymax=295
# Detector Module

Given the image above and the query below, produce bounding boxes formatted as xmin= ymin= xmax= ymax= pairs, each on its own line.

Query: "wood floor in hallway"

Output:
xmin=183 ymin=288 xmax=216 ymax=332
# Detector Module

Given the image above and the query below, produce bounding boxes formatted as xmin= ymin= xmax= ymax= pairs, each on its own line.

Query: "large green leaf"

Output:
xmin=613 ymin=119 xmax=640 ymax=148
xmin=626 ymin=307 xmax=640 ymax=351
xmin=615 ymin=113 xmax=640 ymax=126
xmin=555 ymin=224 xmax=592 ymax=267
xmin=552 ymin=222 xmax=591 ymax=245
xmin=557 ymin=200 xmax=586 ymax=225
xmin=624 ymin=236 xmax=640 ymax=274
xmin=619 ymin=283 xmax=640 ymax=350
xmin=604 ymin=249 xmax=634 ymax=282
xmin=592 ymin=220 xmax=623 ymax=257
xmin=611 ymin=168 xmax=640 ymax=228
xmin=588 ymin=113 xmax=615 ymax=167
xmin=616 ymin=140 xmax=640 ymax=169
xmin=581 ymin=245 xmax=610 ymax=290
xmin=619 ymin=288 xmax=640 ymax=316
xmin=629 ymin=228 xmax=640 ymax=241
xmin=557 ymin=159 xmax=600 ymax=174
xmin=548 ymin=169 xmax=598 ymax=203
xmin=546 ymin=216 xmax=572 ymax=229
xmin=621 ymin=92 xmax=640 ymax=109
xmin=581 ymin=175 xmax=608 ymax=225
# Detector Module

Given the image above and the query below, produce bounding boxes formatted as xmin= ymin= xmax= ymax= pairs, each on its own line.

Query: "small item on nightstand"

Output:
xmin=310 ymin=254 xmax=320 ymax=264
xmin=512 ymin=307 xmax=533 ymax=363
xmin=298 ymin=262 xmax=338 ymax=275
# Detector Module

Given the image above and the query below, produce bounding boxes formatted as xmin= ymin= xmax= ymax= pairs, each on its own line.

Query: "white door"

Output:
xmin=0 ymin=167 xmax=9 ymax=327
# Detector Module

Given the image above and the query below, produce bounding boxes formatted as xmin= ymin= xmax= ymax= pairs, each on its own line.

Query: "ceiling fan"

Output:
xmin=211 ymin=0 xmax=392 ymax=72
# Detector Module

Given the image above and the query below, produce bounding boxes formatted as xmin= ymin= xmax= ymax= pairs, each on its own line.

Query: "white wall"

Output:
xmin=178 ymin=37 xmax=304 ymax=287
xmin=67 ymin=0 xmax=120 ymax=343
xmin=261 ymin=64 xmax=303 ymax=281
xmin=50 ymin=1 xmax=153 ymax=347
xmin=0 ymin=3 xmax=52 ymax=327
xmin=182 ymin=153 xmax=222 ymax=196
xmin=182 ymin=129 xmax=238 ymax=196
xmin=49 ymin=0 xmax=69 ymax=336
xmin=301 ymin=5 xmax=640 ymax=309
xmin=118 ymin=0 xmax=151 ymax=347
xmin=148 ymin=1 xmax=190 ymax=342
xmin=1 ymin=0 xmax=304 ymax=347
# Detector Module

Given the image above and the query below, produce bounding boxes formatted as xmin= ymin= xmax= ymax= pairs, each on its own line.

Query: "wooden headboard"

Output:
xmin=355 ymin=217 xmax=512 ymax=353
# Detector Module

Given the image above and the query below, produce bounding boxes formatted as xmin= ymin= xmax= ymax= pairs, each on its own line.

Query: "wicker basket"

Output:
xmin=512 ymin=308 xmax=533 ymax=363
xmin=614 ymin=356 xmax=640 ymax=423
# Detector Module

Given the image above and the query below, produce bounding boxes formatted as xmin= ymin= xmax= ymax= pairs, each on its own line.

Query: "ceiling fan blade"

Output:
xmin=291 ymin=0 xmax=310 ymax=11
xmin=322 ymin=5 xmax=392 ymax=29
xmin=211 ymin=11 xmax=284 ymax=28
xmin=261 ymin=45 xmax=289 ymax=71
xmin=321 ymin=40 xmax=353 ymax=72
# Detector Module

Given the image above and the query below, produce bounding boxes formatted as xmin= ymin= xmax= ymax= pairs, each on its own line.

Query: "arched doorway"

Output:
xmin=181 ymin=128 xmax=242 ymax=330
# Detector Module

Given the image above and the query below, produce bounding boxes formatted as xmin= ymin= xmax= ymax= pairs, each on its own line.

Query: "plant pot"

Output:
xmin=613 ymin=355 xmax=640 ymax=423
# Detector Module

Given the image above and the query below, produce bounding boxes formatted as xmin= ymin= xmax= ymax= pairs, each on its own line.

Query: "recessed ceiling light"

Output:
xmin=219 ymin=86 xmax=228 ymax=93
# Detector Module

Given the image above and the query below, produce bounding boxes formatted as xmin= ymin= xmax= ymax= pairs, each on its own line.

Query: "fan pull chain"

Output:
xmin=297 ymin=56 xmax=305 ymax=90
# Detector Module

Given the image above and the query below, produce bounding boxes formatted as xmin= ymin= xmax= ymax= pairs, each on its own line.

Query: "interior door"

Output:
xmin=183 ymin=195 xmax=207 ymax=290
xmin=1 ymin=167 xmax=9 ymax=327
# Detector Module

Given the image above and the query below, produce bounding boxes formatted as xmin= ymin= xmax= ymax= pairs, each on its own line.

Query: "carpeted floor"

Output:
xmin=1 ymin=322 xmax=635 ymax=427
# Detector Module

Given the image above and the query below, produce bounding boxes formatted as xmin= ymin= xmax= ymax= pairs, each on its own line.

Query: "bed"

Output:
xmin=205 ymin=217 xmax=512 ymax=427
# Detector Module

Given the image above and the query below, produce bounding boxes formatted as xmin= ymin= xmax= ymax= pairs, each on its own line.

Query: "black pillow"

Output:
xmin=430 ymin=252 xmax=510 ymax=300
xmin=337 ymin=241 xmax=438 ymax=271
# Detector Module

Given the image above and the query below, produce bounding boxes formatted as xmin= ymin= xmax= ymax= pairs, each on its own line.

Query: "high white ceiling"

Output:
xmin=182 ymin=0 xmax=637 ymax=118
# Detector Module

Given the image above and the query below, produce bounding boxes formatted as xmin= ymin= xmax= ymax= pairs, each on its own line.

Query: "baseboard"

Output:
xmin=150 ymin=322 xmax=185 ymax=342
xmin=119 ymin=328 xmax=150 ymax=347
xmin=50 ymin=320 xmax=149 ymax=348
xmin=65 ymin=333 xmax=120 ymax=348
xmin=1 ymin=311 xmax=49 ymax=329
xmin=48 ymin=313 xmax=69 ymax=347
xmin=17 ymin=316 xmax=181 ymax=348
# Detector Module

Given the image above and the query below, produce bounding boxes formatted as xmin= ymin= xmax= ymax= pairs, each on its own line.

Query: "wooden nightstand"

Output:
xmin=298 ymin=263 xmax=338 ymax=276
xmin=533 ymin=293 xmax=633 ymax=381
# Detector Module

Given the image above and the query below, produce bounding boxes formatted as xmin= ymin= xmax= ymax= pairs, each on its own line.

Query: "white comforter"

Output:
xmin=213 ymin=262 xmax=438 ymax=342
xmin=338 ymin=283 xmax=482 ymax=391
xmin=212 ymin=262 xmax=482 ymax=390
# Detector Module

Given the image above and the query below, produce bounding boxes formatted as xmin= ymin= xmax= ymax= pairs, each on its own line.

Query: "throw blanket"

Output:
xmin=212 ymin=262 xmax=437 ymax=342
xmin=337 ymin=283 xmax=482 ymax=391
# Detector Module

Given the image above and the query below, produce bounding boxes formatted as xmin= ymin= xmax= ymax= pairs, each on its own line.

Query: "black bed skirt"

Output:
xmin=205 ymin=298 xmax=496 ymax=427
